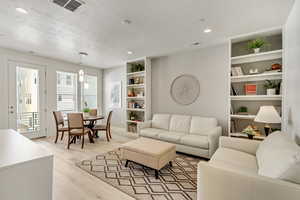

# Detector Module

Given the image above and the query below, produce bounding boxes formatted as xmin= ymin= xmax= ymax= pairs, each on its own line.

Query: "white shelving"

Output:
xmin=231 ymin=95 xmax=282 ymax=101
xmin=127 ymin=71 xmax=145 ymax=77
xmin=230 ymin=114 xmax=256 ymax=119
xmin=231 ymin=72 xmax=282 ymax=83
xmin=127 ymin=84 xmax=145 ymax=88
xmin=229 ymin=28 xmax=283 ymax=135
xmin=126 ymin=108 xmax=145 ymax=112
xmin=126 ymin=58 xmax=151 ymax=133
xmin=231 ymin=49 xmax=283 ymax=65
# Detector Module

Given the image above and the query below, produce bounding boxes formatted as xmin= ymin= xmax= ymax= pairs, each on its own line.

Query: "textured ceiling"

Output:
xmin=0 ymin=0 xmax=294 ymax=68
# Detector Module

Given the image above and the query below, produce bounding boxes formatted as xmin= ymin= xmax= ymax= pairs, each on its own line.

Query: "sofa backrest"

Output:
xmin=256 ymin=131 xmax=300 ymax=184
xmin=190 ymin=116 xmax=218 ymax=136
xmin=152 ymin=114 xmax=170 ymax=130
xmin=169 ymin=115 xmax=191 ymax=133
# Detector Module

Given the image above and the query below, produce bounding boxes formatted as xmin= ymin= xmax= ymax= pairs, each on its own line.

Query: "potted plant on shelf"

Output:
xmin=242 ymin=126 xmax=256 ymax=139
xmin=247 ymin=38 xmax=266 ymax=53
xmin=264 ymin=80 xmax=279 ymax=95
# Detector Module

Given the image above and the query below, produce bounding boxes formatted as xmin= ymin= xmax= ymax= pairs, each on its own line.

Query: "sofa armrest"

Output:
xmin=219 ymin=136 xmax=261 ymax=156
xmin=137 ymin=120 xmax=152 ymax=133
xmin=197 ymin=161 xmax=300 ymax=200
xmin=207 ymin=127 xmax=222 ymax=158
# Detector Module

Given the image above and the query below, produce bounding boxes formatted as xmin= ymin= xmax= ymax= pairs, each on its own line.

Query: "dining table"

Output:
xmin=83 ymin=115 xmax=105 ymax=143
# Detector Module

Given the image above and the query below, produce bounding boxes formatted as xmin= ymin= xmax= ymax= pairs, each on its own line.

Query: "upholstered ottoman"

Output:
xmin=121 ymin=137 xmax=176 ymax=178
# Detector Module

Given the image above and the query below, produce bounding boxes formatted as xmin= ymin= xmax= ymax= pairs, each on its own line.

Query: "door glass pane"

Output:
xmin=16 ymin=67 xmax=40 ymax=133
xmin=56 ymin=71 xmax=78 ymax=112
xmin=83 ymin=75 xmax=97 ymax=109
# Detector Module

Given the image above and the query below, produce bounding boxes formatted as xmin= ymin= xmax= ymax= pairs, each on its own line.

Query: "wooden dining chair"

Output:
xmin=89 ymin=109 xmax=98 ymax=116
xmin=53 ymin=111 xmax=68 ymax=143
xmin=92 ymin=111 xmax=113 ymax=142
xmin=67 ymin=113 xmax=92 ymax=149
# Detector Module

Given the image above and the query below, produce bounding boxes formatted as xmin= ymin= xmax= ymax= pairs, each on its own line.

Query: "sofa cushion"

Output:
xmin=140 ymin=128 xmax=166 ymax=139
xmin=256 ymin=131 xmax=300 ymax=184
xmin=169 ymin=115 xmax=191 ymax=133
xmin=152 ymin=114 xmax=171 ymax=130
xmin=158 ymin=132 xmax=185 ymax=143
xmin=190 ymin=116 xmax=217 ymax=136
xmin=180 ymin=135 xmax=209 ymax=149
xmin=211 ymin=147 xmax=258 ymax=173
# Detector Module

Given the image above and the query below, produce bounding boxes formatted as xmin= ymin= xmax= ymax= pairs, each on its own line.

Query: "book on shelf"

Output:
xmin=245 ymin=84 xmax=257 ymax=95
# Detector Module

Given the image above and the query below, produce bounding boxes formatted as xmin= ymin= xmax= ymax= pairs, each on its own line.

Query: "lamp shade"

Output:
xmin=254 ymin=106 xmax=281 ymax=124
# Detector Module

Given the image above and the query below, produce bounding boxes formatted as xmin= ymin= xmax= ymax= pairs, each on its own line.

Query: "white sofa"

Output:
xmin=138 ymin=114 xmax=222 ymax=158
xmin=198 ymin=132 xmax=300 ymax=200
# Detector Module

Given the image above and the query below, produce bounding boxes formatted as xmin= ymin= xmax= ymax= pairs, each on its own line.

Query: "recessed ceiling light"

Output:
xmin=127 ymin=51 xmax=133 ymax=55
xmin=204 ymin=28 xmax=212 ymax=33
xmin=79 ymin=52 xmax=88 ymax=57
xmin=16 ymin=7 xmax=28 ymax=14
xmin=122 ymin=19 xmax=132 ymax=25
xmin=192 ymin=42 xmax=200 ymax=46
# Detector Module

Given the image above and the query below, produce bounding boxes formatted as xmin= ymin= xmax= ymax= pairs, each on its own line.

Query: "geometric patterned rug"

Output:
xmin=76 ymin=149 xmax=202 ymax=200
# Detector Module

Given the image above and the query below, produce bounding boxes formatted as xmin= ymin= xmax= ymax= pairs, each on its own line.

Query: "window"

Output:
xmin=66 ymin=75 xmax=72 ymax=85
xmin=82 ymin=75 xmax=97 ymax=109
xmin=56 ymin=71 xmax=78 ymax=112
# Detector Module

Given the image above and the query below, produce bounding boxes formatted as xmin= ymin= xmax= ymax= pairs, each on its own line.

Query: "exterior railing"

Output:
xmin=18 ymin=112 xmax=40 ymax=131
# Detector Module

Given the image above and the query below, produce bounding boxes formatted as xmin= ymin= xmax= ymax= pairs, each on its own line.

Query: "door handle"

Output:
xmin=10 ymin=111 xmax=14 ymax=114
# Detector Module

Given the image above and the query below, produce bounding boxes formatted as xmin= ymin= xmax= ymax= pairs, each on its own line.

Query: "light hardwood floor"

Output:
xmin=34 ymin=128 xmax=136 ymax=200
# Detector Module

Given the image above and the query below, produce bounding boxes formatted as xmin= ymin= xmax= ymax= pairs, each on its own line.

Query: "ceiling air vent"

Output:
xmin=52 ymin=0 xmax=85 ymax=12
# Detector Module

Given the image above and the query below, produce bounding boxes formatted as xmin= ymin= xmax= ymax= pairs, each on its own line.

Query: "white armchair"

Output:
xmin=198 ymin=133 xmax=300 ymax=200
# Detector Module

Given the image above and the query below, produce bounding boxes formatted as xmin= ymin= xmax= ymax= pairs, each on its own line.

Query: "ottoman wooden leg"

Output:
xmin=155 ymin=170 xmax=159 ymax=179
xmin=125 ymin=160 xmax=129 ymax=167
xmin=169 ymin=161 xmax=173 ymax=167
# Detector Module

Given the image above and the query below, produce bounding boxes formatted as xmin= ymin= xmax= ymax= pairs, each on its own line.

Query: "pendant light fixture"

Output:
xmin=78 ymin=52 xmax=88 ymax=82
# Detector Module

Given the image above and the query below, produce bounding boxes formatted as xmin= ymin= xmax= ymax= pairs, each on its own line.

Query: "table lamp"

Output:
xmin=254 ymin=106 xmax=281 ymax=136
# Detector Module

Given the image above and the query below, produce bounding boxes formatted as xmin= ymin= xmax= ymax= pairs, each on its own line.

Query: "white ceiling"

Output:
xmin=0 ymin=0 xmax=294 ymax=68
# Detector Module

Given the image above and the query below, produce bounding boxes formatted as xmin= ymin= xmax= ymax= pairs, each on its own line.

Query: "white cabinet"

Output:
xmin=0 ymin=129 xmax=53 ymax=200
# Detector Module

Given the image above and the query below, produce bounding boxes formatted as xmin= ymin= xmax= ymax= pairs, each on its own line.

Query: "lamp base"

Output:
xmin=264 ymin=124 xmax=271 ymax=136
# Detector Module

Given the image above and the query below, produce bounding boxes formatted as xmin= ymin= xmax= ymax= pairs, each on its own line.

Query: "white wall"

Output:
xmin=284 ymin=0 xmax=300 ymax=143
xmin=152 ymin=44 xmax=229 ymax=132
xmin=0 ymin=47 xmax=103 ymax=136
xmin=103 ymin=66 xmax=126 ymax=127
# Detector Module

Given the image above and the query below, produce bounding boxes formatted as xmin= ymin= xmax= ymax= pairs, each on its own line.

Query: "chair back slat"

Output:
xmin=89 ymin=109 xmax=97 ymax=116
xmin=53 ymin=111 xmax=64 ymax=126
xmin=106 ymin=111 xmax=113 ymax=128
xmin=67 ymin=113 xmax=84 ymax=129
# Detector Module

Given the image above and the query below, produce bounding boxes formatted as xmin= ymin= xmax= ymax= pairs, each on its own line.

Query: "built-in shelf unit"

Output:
xmin=126 ymin=58 xmax=151 ymax=133
xmin=229 ymin=28 xmax=283 ymax=137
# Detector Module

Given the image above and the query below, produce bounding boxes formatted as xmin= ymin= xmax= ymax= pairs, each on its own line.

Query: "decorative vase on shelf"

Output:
xmin=267 ymin=88 xmax=276 ymax=95
xmin=247 ymin=134 xmax=254 ymax=140
xmin=254 ymin=48 xmax=260 ymax=54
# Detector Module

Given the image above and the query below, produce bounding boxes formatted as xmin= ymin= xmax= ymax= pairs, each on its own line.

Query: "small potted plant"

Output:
xmin=83 ymin=102 xmax=90 ymax=117
xmin=264 ymin=80 xmax=278 ymax=95
xmin=247 ymin=38 xmax=266 ymax=53
xmin=242 ymin=126 xmax=256 ymax=139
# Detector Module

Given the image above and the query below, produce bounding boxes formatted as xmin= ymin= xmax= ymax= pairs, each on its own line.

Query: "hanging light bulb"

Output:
xmin=78 ymin=69 xmax=84 ymax=82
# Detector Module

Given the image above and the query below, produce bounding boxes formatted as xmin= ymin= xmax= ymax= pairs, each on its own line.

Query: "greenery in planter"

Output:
xmin=242 ymin=126 xmax=256 ymax=136
xmin=238 ymin=106 xmax=248 ymax=113
xmin=247 ymin=38 xmax=266 ymax=50
xmin=83 ymin=108 xmax=91 ymax=113
xmin=264 ymin=80 xmax=280 ymax=89
xmin=131 ymin=63 xmax=145 ymax=72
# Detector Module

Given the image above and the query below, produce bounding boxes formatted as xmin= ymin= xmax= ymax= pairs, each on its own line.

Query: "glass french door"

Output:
xmin=8 ymin=61 xmax=46 ymax=138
